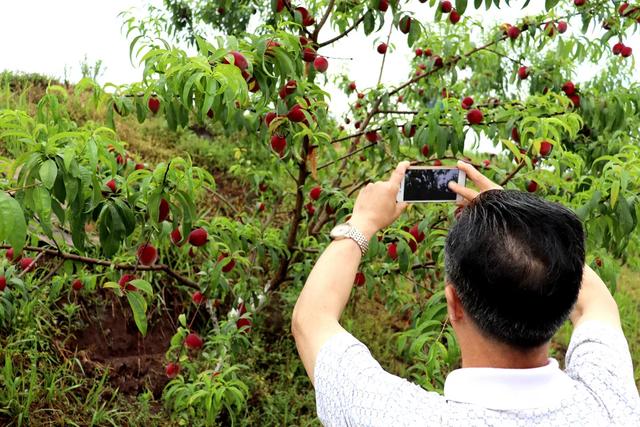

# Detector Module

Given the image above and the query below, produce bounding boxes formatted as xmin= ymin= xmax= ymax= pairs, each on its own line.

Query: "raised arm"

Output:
xmin=569 ymin=265 xmax=621 ymax=329
xmin=291 ymin=161 xmax=410 ymax=384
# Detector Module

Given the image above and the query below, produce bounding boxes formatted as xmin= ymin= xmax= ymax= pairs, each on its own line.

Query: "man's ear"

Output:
xmin=445 ymin=283 xmax=464 ymax=322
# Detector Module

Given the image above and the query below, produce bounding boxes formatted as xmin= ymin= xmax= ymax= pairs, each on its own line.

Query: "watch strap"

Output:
xmin=346 ymin=225 xmax=369 ymax=256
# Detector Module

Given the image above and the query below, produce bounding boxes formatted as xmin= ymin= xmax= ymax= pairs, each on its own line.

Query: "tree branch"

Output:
xmin=1 ymin=244 xmax=200 ymax=288
xmin=312 ymin=0 xmax=335 ymax=42
xmin=318 ymin=14 xmax=366 ymax=47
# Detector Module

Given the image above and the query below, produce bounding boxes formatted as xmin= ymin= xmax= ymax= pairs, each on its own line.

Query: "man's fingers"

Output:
xmin=457 ymin=160 xmax=502 ymax=191
xmin=389 ymin=161 xmax=411 ymax=188
xmin=449 ymin=181 xmax=478 ymax=202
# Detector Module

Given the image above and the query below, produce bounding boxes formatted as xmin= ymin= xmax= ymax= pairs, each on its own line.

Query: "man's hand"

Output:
xmin=449 ymin=160 xmax=503 ymax=204
xmin=349 ymin=161 xmax=411 ymax=240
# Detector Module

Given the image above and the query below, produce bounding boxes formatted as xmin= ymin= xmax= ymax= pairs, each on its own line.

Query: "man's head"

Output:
xmin=444 ymin=190 xmax=585 ymax=350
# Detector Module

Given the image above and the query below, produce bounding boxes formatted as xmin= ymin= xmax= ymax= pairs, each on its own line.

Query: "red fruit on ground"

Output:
xmin=409 ymin=224 xmax=426 ymax=243
xmin=518 ymin=66 xmax=529 ymax=80
xmin=461 ymin=96 xmax=474 ymax=110
xmin=106 ymin=179 xmax=117 ymax=193
xmin=20 ymin=257 xmax=35 ymax=272
xmin=238 ymin=302 xmax=247 ymax=316
xmin=135 ymin=163 xmax=145 ymax=170
xmin=365 ymin=131 xmax=379 ymax=143
xmin=137 ymin=244 xmax=158 ymax=266
xmin=287 ymin=104 xmax=306 ymax=123
xmin=310 ymin=186 xmax=322 ymax=201
xmin=507 ymin=26 xmax=521 ymax=39
xmin=158 ymin=198 xmax=170 ymax=222
xmin=621 ymin=46 xmax=633 ymax=57
xmin=217 ymin=253 xmax=236 ymax=273
xmin=539 ymin=141 xmax=553 ymax=157
xmin=377 ymin=43 xmax=388 ymax=54
xmin=258 ymin=202 xmax=265 ymax=212
xmin=378 ymin=0 xmax=389 ymax=12
xmin=526 ymin=180 xmax=538 ymax=193
xmin=116 ymin=154 xmax=125 ymax=165
xmin=562 ymin=81 xmax=576 ymax=95
xmin=192 ymin=291 xmax=205 ymax=304
xmin=237 ymin=316 xmax=252 ymax=333
xmin=348 ymin=81 xmax=357 ymax=92
xmin=440 ymin=1 xmax=453 ymax=13
xmin=188 ymin=228 xmax=208 ymax=247
xmin=165 ymin=362 xmax=180 ymax=378
xmin=399 ymin=16 xmax=412 ymax=33
xmin=557 ymin=21 xmax=568 ymax=33
xmin=613 ymin=42 xmax=624 ymax=55
xmin=433 ymin=159 xmax=443 ymax=166
xmin=449 ymin=10 xmax=461 ymax=24
xmin=72 ymin=279 xmax=83 ymax=291
xmin=185 ymin=332 xmax=204 ymax=350
xmin=467 ymin=109 xmax=484 ymax=125
xmin=170 ymin=228 xmax=182 ymax=246
xmin=313 ymin=56 xmax=329 ymax=73
xmin=118 ymin=274 xmax=136 ymax=291
xmin=148 ymin=97 xmax=160 ymax=114
xmin=354 ymin=272 xmax=366 ymax=287
xmin=0 ymin=276 xmax=5 ymax=291
xmin=223 ymin=51 xmax=248 ymax=70
xmin=259 ymin=182 xmax=268 ymax=192
xmin=270 ymin=135 xmax=287 ymax=157
xmin=421 ymin=145 xmax=430 ymax=157
xmin=512 ymin=127 xmax=521 ymax=142
xmin=6 ymin=248 xmax=16 ymax=262
xmin=302 ymin=47 xmax=316 ymax=62
xmin=265 ymin=111 xmax=278 ymax=126
xmin=388 ymin=242 xmax=398 ymax=260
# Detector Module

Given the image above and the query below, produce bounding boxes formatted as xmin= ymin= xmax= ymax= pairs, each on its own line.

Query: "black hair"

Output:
xmin=445 ymin=190 xmax=585 ymax=349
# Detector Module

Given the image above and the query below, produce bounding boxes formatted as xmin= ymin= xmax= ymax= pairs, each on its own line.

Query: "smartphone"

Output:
xmin=397 ymin=166 xmax=466 ymax=203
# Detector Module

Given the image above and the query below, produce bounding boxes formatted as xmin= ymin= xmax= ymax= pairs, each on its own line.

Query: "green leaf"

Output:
xmin=610 ymin=180 xmax=620 ymax=209
xmin=127 ymin=291 xmax=148 ymax=336
xmin=0 ymin=192 xmax=27 ymax=253
xmin=39 ymin=159 xmax=58 ymax=189
xmin=456 ymin=0 xmax=468 ymax=14
xmin=129 ymin=279 xmax=153 ymax=296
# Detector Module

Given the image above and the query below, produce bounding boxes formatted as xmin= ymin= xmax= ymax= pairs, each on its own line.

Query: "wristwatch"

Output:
xmin=329 ymin=223 xmax=369 ymax=256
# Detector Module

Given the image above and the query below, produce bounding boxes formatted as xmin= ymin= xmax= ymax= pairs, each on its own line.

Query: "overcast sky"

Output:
xmin=1 ymin=1 xmax=636 ymax=154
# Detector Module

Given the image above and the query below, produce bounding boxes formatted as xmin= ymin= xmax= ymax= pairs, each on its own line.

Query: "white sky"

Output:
xmin=1 ymin=1 xmax=635 ymax=154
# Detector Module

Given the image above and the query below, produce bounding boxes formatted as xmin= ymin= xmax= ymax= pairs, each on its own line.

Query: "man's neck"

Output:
xmin=460 ymin=338 xmax=550 ymax=369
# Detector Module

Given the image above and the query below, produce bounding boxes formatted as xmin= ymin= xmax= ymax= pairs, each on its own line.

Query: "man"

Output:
xmin=291 ymin=160 xmax=640 ymax=426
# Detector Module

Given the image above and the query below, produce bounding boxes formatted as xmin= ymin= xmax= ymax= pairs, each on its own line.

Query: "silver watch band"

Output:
xmin=346 ymin=225 xmax=369 ymax=256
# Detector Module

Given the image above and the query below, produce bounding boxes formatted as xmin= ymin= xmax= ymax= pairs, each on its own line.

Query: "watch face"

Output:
xmin=330 ymin=224 xmax=351 ymax=238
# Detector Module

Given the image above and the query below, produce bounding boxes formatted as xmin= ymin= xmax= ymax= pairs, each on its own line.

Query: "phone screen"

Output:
xmin=403 ymin=168 xmax=460 ymax=202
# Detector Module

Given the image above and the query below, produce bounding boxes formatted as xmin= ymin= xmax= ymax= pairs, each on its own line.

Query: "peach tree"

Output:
xmin=1 ymin=0 xmax=640 ymax=423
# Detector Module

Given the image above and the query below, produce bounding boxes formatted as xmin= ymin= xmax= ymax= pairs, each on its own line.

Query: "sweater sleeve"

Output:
xmin=313 ymin=331 xmax=444 ymax=427
xmin=564 ymin=320 xmax=640 ymax=423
